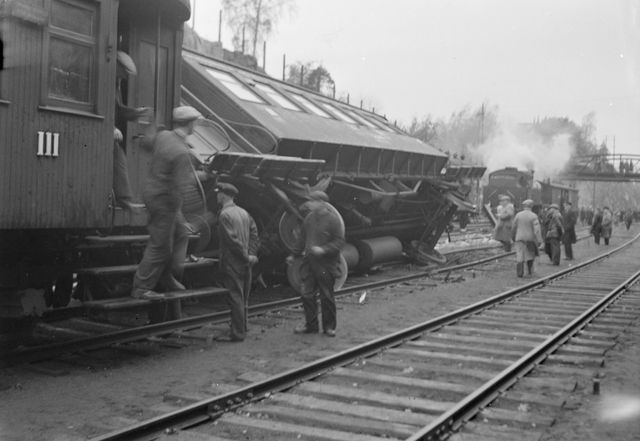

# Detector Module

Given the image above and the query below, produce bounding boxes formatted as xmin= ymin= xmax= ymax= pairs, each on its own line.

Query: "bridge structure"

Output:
xmin=560 ymin=154 xmax=640 ymax=182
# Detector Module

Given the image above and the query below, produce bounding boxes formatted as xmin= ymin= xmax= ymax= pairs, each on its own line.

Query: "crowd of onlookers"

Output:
xmin=490 ymin=195 xmax=635 ymax=278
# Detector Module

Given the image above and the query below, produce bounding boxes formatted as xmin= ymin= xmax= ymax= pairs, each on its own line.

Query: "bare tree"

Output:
xmin=222 ymin=0 xmax=295 ymax=58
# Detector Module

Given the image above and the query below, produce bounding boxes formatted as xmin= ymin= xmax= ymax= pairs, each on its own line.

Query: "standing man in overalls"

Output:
xmin=215 ymin=183 xmax=259 ymax=342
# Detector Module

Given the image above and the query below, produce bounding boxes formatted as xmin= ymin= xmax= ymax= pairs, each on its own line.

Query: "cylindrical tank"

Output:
xmin=355 ymin=236 xmax=404 ymax=270
xmin=341 ymin=243 xmax=360 ymax=270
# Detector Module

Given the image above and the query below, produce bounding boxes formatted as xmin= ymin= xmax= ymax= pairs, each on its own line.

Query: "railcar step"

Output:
xmin=83 ymin=287 xmax=228 ymax=310
xmin=77 ymin=258 xmax=217 ymax=276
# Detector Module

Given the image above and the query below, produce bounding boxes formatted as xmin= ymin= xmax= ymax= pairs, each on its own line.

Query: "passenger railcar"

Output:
xmin=0 ymin=0 xmax=477 ymax=318
xmin=0 ymin=0 xmax=190 ymax=315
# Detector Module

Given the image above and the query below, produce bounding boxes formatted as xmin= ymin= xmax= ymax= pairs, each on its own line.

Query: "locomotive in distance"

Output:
xmin=483 ymin=167 xmax=579 ymax=213
xmin=0 ymin=0 xmax=483 ymax=318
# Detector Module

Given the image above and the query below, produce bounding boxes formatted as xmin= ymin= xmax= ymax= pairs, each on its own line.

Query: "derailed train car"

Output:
xmin=0 ymin=0 xmax=480 ymax=318
xmin=180 ymin=49 xmax=479 ymax=270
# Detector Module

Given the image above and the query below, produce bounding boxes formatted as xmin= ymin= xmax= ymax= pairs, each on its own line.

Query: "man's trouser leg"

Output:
xmin=564 ymin=242 xmax=573 ymax=259
xmin=113 ymin=141 xmax=134 ymax=204
xmin=310 ymin=262 xmax=337 ymax=332
xmin=158 ymin=220 xmax=190 ymax=290
xmin=299 ymin=291 xmax=319 ymax=332
xmin=133 ymin=202 xmax=176 ymax=293
xmin=223 ymin=272 xmax=247 ymax=340
xmin=527 ymin=260 xmax=534 ymax=275
xmin=550 ymin=239 xmax=561 ymax=265
xmin=516 ymin=262 xmax=524 ymax=277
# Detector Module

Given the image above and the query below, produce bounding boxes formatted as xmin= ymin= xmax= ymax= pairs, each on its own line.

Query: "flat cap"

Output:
xmin=117 ymin=51 xmax=137 ymax=75
xmin=172 ymin=106 xmax=202 ymax=123
xmin=308 ymin=190 xmax=329 ymax=202
xmin=498 ymin=194 xmax=510 ymax=201
xmin=215 ymin=182 xmax=239 ymax=196
xmin=522 ymin=199 xmax=534 ymax=207
xmin=549 ymin=203 xmax=560 ymax=210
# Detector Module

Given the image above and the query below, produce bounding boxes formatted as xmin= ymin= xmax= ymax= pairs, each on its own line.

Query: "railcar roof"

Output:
xmin=182 ymin=51 xmax=446 ymax=160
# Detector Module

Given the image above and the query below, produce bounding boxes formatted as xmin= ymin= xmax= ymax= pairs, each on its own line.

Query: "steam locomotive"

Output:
xmin=0 ymin=0 xmax=482 ymax=318
xmin=483 ymin=167 xmax=579 ymax=212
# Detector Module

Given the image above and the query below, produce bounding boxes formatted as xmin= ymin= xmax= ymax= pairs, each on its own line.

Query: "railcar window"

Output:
xmin=205 ymin=68 xmax=265 ymax=103
xmin=343 ymin=109 xmax=378 ymax=129
xmin=362 ymin=115 xmax=395 ymax=132
xmin=46 ymin=0 xmax=98 ymax=109
xmin=289 ymin=93 xmax=332 ymax=118
xmin=320 ymin=102 xmax=357 ymax=124
xmin=254 ymin=82 xmax=300 ymax=110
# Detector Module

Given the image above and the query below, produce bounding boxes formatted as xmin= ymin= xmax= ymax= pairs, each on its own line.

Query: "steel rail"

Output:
xmin=90 ymin=233 xmax=639 ymax=441
xmin=0 ymin=229 xmax=593 ymax=367
xmin=0 ymin=232 xmax=590 ymax=367
xmin=407 ymin=249 xmax=640 ymax=440
xmin=0 ymin=245 xmax=508 ymax=367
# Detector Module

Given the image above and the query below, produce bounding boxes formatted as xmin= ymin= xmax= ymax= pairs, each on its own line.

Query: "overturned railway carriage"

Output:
xmin=483 ymin=167 xmax=579 ymax=213
xmin=180 ymin=50 xmax=475 ymax=269
xmin=0 ymin=0 xmax=475 ymax=318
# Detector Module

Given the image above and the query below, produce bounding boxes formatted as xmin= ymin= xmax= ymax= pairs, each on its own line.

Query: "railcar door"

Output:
xmin=116 ymin=0 xmax=186 ymax=205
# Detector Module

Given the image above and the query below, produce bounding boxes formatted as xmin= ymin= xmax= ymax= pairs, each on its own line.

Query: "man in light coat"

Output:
xmin=494 ymin=195 xmax=515 ymax=251
xmin=544 ymin=204 xmax=564 ymax=265
xmin=512 ymin=199 xmax=543 ymax=277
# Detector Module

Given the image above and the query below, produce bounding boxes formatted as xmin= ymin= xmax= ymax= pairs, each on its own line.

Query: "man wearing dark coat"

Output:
xmin=131 ymin=106 xmax=201 ymax=299
xmin=562 ymin=201 xmax=578 ymax=260
xmin=591 ymin=208 xmax=603 ymax=244
xmin=293 ymin=191 xmax=345 ymax=337
xmin=216 ymin=183 xmax=259 ymax=342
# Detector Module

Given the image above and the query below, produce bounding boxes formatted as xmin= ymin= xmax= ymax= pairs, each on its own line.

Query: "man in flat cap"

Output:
xmin=113 ymin=51 xmax=152 ymax=209
xmin=215 ymin=183 xmax=259 ymax=342
xmin=543 ymin=203 xmax=564 ymax=265
xmin=493 ymin=195 xmax=514 ymax=252
xmin=132 ymin=106 xmax=202 ymax=301
xmin=511 ymin=199 xmax=542 ymax=277
xmin=293 ymin=190 xmax=345 ymax=337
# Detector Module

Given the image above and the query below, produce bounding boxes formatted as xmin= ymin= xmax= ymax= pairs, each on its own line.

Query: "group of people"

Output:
xmin=493 ymin=195 xmax=581 ymax=277
xmin=590 ymin=206 xmax=614 ymax=245
xmin=128 ymin=103 xmax=346 ymax=341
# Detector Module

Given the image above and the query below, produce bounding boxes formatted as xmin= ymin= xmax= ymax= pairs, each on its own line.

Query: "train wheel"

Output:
xmin=278 ymin=212 xmax=304 ymax=254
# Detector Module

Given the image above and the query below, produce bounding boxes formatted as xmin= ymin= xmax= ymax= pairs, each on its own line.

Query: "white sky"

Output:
xmin=191 ymin=0 xmax=640 ymax=154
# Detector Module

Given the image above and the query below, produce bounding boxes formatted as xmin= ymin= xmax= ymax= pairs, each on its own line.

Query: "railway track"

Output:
xmin=89 ymin=233 xmax=640 ymax=441
xmin=0 ymin=228 xmax=591 ymax=368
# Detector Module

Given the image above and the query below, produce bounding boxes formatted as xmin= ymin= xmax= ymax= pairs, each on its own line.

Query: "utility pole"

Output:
xmin=218 ymin=10 xmax=222 ymax=42
xmin=191 ymin=0 xmax=196 ymax=29
xmin=479 ymin=103 xmax=485 ymax=145
xmin=282 ymin=54 xmax=286 ymax=81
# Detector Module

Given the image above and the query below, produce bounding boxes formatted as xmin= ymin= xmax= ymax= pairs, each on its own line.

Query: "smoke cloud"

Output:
xmin=469 ymin=119 xmax=575 ymax=181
